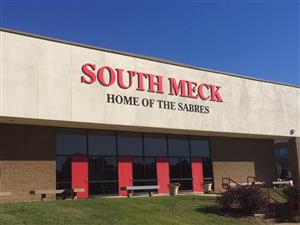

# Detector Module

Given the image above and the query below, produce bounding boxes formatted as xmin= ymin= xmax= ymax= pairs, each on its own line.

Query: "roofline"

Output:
xmin=1 ymin=27 xmax=299 ymax=89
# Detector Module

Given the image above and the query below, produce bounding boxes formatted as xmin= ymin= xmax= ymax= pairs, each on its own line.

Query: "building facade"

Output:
xmin=0 ymin=28 xmax=299 ymax=203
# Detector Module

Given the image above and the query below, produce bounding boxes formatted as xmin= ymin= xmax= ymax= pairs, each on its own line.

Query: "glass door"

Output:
xmin=169 ymin=157 xmax=193 ymax=190
xmin=132 ymin=157 xmax=157 ymax=190
xmin=88 ymin=157 xmax=118 ymax=196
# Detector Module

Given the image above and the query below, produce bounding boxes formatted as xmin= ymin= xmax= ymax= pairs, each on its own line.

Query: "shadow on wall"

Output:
xmin=211 ymin=137 xmax=277 ymax=191
xmin=0 ymin=123 xmax=56 ymax=160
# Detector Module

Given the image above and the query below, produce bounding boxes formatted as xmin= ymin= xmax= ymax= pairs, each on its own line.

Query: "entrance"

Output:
xmin=71 ymin=155 xmax=88 ymax=198
xmin=88 ymin=157 xmax=118 ymax=196
xmin=192 ymin=158 xmax=203 ymax=192
xmin=169 ymin=157 xmax=193 ymax=190
xmin=118 ymin=157 xmax=133 ymax=196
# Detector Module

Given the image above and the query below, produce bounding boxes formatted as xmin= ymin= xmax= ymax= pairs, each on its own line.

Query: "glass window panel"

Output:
xmin=132 ymin=157 xmax=144 ymax=180
xmin=190 ymin=137 xmax=210 ymax=158
xmin=103 ymin=157 xmax=117 ymax=170
xmin=169 ymin=158 xmax=181 ymax=179
xmin=103 ymin=157 xmax=117 ymax=180
xmin=56 ymin=156 xmax=71 ymax=182
xmin=168 ymin=135 xmax=189 ymax=157
xmin=144 ymin=133 xmax=167 ymax=156
xmin=145 ymin=158 xmax=157 ymax=180
xmin=275 ymin=147 xmax=288 ymax=158
xmin=145 ymin=180 xmax=157 ymax=186
xmin=57 ymin=129 xmax=87 ymax=155
xmin=88 ymin=130 xmax=116 ymax=155
xmin=181 ymin=180 xmax=193 ymax=191
xmin=103 ymin=170 xmax=117 ymax=181
xmin=181 ymin=158 xmax=192 ymax=178
xmin=203 ymin=159 xmax=213 ymax=179
xmin=89 ymin=182 xmax=103 ymax=196
xmin=117 ymin=132 xmax=143 ymax=156
xmin=104 ymin=182 xmax=118 ymax=195
xmin=88 ymin=157 xmax=103 ymax=181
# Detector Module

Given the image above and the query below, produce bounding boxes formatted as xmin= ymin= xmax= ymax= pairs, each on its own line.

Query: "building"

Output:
xmin=0 ymin=28 xmax=299 ymax=203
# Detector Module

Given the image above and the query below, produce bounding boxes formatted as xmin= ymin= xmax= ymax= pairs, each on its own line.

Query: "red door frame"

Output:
xmin=156 ymin=157 xmax=170 ymax=194
xmin=71 ymin=155 xmax=89 ymax=198
xmin=118 ymin=157 xmax=132 ymax=196
xmin=192 ymin=158 xmax=204 ymax=193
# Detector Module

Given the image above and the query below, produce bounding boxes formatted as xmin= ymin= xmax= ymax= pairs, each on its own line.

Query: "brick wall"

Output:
xmin=0 ymin=124 xmax=56 ymax=203
xmin=211 ymin=136 xmax=277 ymax=192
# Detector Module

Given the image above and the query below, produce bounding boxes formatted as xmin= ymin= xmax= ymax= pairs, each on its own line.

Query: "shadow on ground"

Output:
xmin=195 ymin=205 xmax=248 ymax=218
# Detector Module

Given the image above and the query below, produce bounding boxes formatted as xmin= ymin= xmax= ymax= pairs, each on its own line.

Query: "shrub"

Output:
xmin=283 ymin=186 xmax=300 ymax=202
xmin=218 ymin=186 xmax=267 ymax=215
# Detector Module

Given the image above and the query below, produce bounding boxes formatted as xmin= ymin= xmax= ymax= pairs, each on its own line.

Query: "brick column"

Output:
xmin=288 ymin=137 xmax=300 ymax=185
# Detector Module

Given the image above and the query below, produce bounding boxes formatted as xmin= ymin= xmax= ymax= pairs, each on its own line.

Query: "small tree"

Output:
xmin=218 ymin=185 xmax=267 ymax=215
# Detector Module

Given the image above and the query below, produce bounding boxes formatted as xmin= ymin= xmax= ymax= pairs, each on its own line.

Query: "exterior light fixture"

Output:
xmin=290 ymin=129 xmax=296 ymax=135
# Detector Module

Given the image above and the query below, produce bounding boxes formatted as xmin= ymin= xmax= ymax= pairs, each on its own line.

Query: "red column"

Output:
xmin=72 ymin=155 xmax=89 ymax=198
xmin=118 ymin=157 xmax=132 ymax=196
xmin=157 ymin=157 xmax=170 ymax=194
xmin=192 ymin=158 xmax=203 ymax=192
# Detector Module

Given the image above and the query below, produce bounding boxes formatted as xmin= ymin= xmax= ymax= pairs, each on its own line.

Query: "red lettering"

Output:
xmin=168 ymin=78 xmax=187 ymax=97
xmin=97 ymin=66 xmax=116 ymax=87
xmin=210 ymin=85 xmax=223 ymax=102
xmin=148 ymin=74 xmax=164 ymax=94
xmin=116 ymin=69 xmax=133 ymax=89
xmin=81 ymin=63 xmax=224 ymax=103
xmin=187 ymin=81 xmax=198 ymax=99
xmin=198 ymin=84 xmax=210 ymax=100
xmin=129 ymin=71 xmax=148 ymax=91
xmin=81 ymin=63 xmax=96 ymax=84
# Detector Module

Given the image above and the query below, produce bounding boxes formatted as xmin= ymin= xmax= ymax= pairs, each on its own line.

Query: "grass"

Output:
xmin=0 ymin=196 xmax=255 ymax=225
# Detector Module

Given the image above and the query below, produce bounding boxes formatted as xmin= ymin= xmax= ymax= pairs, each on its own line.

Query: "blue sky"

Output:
xmin=1 ymin=1 xmax=299 ymax=85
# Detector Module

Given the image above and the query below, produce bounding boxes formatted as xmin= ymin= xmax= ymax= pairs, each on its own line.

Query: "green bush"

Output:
xmin=218 ymin=186 xmax=267 ymax=215
xmin=283 ymin=186 xmax=300 ymax=202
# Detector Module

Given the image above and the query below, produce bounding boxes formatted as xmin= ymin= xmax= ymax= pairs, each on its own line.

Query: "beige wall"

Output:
xmin=211 ymin=137 xmax=277 ymax=192
xmin=0 ymin=124 xmax=56 ymax=203
xmin=0 ymin=30 xmax=299 ymax=138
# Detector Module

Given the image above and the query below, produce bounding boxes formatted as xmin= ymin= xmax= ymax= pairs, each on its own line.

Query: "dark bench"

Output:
xmin=125 ymin=185 xmax=159 ymax=197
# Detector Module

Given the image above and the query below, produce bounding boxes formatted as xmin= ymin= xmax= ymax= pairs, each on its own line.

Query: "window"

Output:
xmin=190 ymin=137 xmax=210 ymax=158
xmin=132 ymin=157 xmax=157 ymax=186
xmin=180 ymin=158 xmax=192 ymax=178
xmin=56 ymin=156 xmax=71 ymax=182
xmin=169 ymin=158 xmax=181 ymax=179
xmin=88 ymin=156 xmax=118 ymax=196
xmin=89 ymin=157 xmax=103 ymax=181
xmin=55 ymin=128 xmax=213 ymax=195
xmin=132 ymin=157 xmax=144 ymax=181
xmin=103 ymin=157 xmax=118 ymax=180
xmin=56 ymin=156 xmax=72 ymax=197
xmin=117 ymin=132 xmax=143 ymax=156
xmin=56 ymin=129 xmax=86 ymax=155
xmin=275 ymin=147 xmax=288 ymax=159
xmin=169 ymin=157 xmax=192 ymax=191
xmin=202 ymin=159 xmax=213 ymax=179
xmin=168 ymin=135 xmax=189 ymax=157
xmin=88 ymin=130 xmax=116 ymax=156
xmin=144 ymin=133 xmax=167 ymax=156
